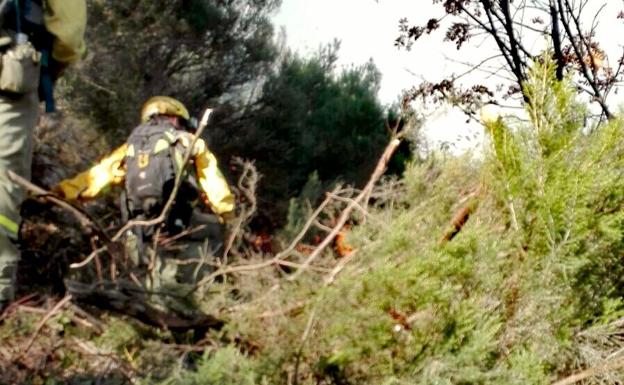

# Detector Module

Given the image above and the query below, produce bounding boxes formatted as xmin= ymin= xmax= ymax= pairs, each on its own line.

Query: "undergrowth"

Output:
xmin=5 ymin=57 xmax=624 ymax=385
xmin=210 ymin=56 xmax=624 ymax=384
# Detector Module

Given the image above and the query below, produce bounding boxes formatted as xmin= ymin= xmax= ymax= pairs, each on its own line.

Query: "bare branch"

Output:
xmin=8 ymin=171 xmax=105 ymax=239
xmin=552 ymin=357 xmax=624 ymax=385
xmin=189 ymin=186 xmax=341 ymax=293
xmin=287 ymin=136 xmax=403 ymax=281
xmin=558 ymin=0 xmax=613 ymax=118
xmin=20 ymin=295 xmax=73 ymax=357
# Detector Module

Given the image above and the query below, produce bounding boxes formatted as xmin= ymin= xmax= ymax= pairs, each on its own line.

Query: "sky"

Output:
xmin=272 ymin=0 xmax=624 ymax=153
xmin=272 ymin=0 xmax=493 ymax=152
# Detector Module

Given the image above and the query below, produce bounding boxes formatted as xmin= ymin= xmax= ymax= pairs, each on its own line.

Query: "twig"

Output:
xmin=323 ymin=250 xmax=358 ymax=286
xmin=0 ymin=293 xmax=39 ymax=320
xmin=158 ymin=224 xmax=207 ymax=247
xmin=275 ymin=260 xmax=330 ymax=273
xmin=293 ymin=304 xmax=318 ymax=385
xmin=70 ymin=246 xmax=106 ymax=269
xmin=7 ymin=171 xmax=104 ymax=238
xmin=326 ymin=192 xmax=375 ymax=222
xmin=313 ymin=219 xmax=333 ymax=234
xmin=20 ymin=295 xmax=73 ymax=357
xmin=17 ymin=304 xmax=101 ymax=332
xmin=189 ymin=185 xmax=341 ymax=293
xmin=256 ymin=300 xmax=308 ymax=319
xmin=69 ymin=303 xmax=106 ymax=333
xmin=287 ymin=137 xmax=403 ymax=281
xmin=273 ymin=186 xmax=340 ymax=261
xmin=552 ymin=357 xmax=624 ymax=385
xmin=223 ymin=158 xmax=258 ymax=260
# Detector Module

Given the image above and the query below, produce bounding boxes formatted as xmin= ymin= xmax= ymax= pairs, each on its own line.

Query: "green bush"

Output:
xmin=157 ymin=347 xmax=260 ymax=385
xmin=220 ymin=56 xmax=624 ymax=384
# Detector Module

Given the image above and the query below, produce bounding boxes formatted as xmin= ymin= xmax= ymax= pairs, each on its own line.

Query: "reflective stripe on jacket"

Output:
xmin=0 ymin=214 xmax=18 ymax=236
xmin=57 ymin=136 xmax=235 ymax=215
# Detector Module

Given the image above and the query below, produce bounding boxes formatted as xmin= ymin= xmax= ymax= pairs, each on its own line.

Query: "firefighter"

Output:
xmin=0 ymin=0 xmax=87 ymax=311
xmin=55 ymin=96 xmax=235 ymax=287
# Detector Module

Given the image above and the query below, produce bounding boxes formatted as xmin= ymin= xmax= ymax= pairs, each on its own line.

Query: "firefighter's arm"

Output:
xmin=44 ymin=0 xmax=87 ymax=64
xmin=55 ymin=144 xmax=128 ymax=202
xmin=192 ymin=139 xmax=235 ymax=217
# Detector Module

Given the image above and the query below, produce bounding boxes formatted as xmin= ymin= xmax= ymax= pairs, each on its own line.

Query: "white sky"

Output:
xmin=272 ymin=0 xmax=494 ymax=151
xmin=273 ymin=0 xmax=624 ymax=152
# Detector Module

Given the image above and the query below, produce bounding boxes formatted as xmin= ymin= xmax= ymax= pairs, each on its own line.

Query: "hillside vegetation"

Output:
xmin=191 ymin=59 xmax=624 ymax=384
xmin=4 ymin=56 xmax=624 ymax=385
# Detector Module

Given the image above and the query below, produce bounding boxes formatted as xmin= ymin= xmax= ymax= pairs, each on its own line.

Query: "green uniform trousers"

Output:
xmin=0 ymin=92 xmax=38 ymax=302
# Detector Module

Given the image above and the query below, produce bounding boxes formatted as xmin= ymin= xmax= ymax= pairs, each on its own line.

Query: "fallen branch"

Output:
xmin=288 ymin=137 xmax=403 ymax=281
xmin=20 ymin=294 xmax=73 ymax=357
xmin=189 ymin=185 xmax=341 ymax=293
xmin=552 ymin=357 xmax=624 ymax=385
xmin=8 ymin=171 xmax=105 ymax=238
xmin=66 ymin=280 xmax=223 ymax=332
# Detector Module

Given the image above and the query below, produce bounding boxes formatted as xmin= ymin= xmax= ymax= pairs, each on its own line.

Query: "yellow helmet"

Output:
xmin=140 ymin=96 xmax=190 ymax=123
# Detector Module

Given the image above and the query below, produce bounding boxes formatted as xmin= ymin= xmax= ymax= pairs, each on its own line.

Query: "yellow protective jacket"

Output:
xmin=44 ymin=0 xmax=87 ymax=64
xmin=56 ymin=133 xmax=235 ymax=216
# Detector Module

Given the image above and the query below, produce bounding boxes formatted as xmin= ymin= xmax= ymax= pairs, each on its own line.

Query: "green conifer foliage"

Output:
xmin=223 ymin=56 xmax=624 ymax=384
xmin=60 ymin=0 xmax=280 ymax=141
xmin=237 ymin=47 xmax=388 ymax=226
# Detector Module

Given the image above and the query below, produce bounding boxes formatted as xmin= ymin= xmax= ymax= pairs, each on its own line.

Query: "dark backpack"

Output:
xmin=123 ymin=122 xmax=198 ymax=236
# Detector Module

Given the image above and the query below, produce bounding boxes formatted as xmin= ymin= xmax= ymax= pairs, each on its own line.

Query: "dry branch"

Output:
xmin=223 ymin=157 xmax=259 ymax=259
xmin=189 ymin=185 xmax=341 ymax=293
xmin=324 ymin=251 xmax=358 ymax=286
xmin=20 ymin=295 xmax=73 ymax=357
xmin=70 ymin=246 xmax=107 ymax=269
xmin=191 ymin=134 xmax=403 ymax=293
xmin=8 ymin=171 xmax=105 ymax=238
xmin=66 ymin=280 xmax=223 ymax=332
xmin=287 ymin=137 xmax=402 ymax=281
xmin=552 ymin=357 xmax=624 ymax=385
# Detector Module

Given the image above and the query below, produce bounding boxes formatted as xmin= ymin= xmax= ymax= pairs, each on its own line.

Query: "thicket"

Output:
xmin=6 ymin=50 xmax=624 ymax=385
xmin=218 ymin=44 xmax=391 ymax=227
xmin=8 ymin=0 xmax=624 ymax=383
xmin=158 ymin=57 xmax=624 ymax=384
